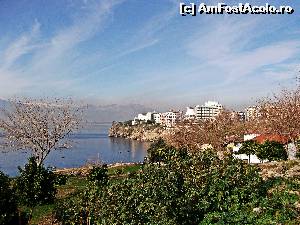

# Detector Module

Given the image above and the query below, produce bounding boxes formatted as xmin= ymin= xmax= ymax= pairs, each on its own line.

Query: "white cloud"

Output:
xmin=0 ymin=0 xmax=123 ymax=97
xmin=29 ymin=1 xmax=122 ymax=75
xmin=1 ymin=20 xmax=41 ymax=70
xmin=186 ymin=16 xmax=300 ymax=84
xmin=0 ymin=21 xmax=41 ymax=97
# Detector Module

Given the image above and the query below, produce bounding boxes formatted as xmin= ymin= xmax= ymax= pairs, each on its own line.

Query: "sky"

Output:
xmin=0 ymin=0 xmax=299 ymax=110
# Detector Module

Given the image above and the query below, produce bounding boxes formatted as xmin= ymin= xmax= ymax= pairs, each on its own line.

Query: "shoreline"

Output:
xmin=54 ymin=162 xmax=143 ymax=176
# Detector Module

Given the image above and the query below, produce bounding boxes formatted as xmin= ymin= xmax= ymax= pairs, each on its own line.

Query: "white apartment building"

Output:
xmin=161 ymin=110 xmax=182 ymax=127
xmin=137 ymin=112 xmax=153 ymax=121
xmin=245 ymin=106 xmax=259 ymax=121
xmin=194 ymin=101 xmax=223 ymax=120
xmin=153 ymin=112 xmax=161 ymax=124
xmin=132 ymin=112 xmax=154 ymax=125
xmin=185 ymin=107 xmax=196 ymax=120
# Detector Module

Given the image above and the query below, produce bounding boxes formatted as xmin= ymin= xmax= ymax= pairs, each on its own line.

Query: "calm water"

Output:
xmin=0 ymin=123 xmax=150 ymax=176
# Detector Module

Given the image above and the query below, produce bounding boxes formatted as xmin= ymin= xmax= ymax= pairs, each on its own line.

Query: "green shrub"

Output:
xmin=54 ymin=148 xmax=300 ymax=225
xmin=15 ymin=157 xmax=57 ymax=207
xmin=55 ymin=191 xmax=91 ymax=225
xmin=114 ymin=168 xmax=123 ymax=175
xmin=257 ymin=141 xmax=288 ymax=162
xmin=0 ymin=171 xmax=17 ymax=225
xmin=147 ymin=138 xmax=168 ymax=163
xmin=147 ymin=138 xmax=188 ymax=164
xmin=87 ymin=164 xmax=108 ymax=186
xmin=55 ymin=150 xmax=268 ymax=225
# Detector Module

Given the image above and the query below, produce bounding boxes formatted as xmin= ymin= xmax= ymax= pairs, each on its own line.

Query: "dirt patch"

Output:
xmin=259 ymin=160 xmax=300 ymax=179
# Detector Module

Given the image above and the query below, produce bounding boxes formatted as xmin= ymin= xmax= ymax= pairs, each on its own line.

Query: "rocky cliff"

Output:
xmin=108 ymin=122 xmax=167 ymax=141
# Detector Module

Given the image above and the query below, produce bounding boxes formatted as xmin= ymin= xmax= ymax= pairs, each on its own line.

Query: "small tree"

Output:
xmin=0 ymin=98 xmax=82 ymax=166
xmin=15 ymin=157 xmax=57 ymax=207
xmin=237 ymin=140 xmax=260 ymax=163
xmin=147 ymin=138 xmax=169 ymax=163
xmin=88 ymin=164 xmax=109 ymax=186
xmin=256 ymin=141 xmax=287 ymax=162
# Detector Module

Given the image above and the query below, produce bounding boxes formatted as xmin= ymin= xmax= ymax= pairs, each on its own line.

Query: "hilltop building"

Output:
xmin=161 ymin=110 xmax=182 ymax=127
xmin=184 ymin=101 xmax=223 ymax=121
xmin=245 ymin=106 xmax=260 ymax=121
xmin=185 ymin=107 xmax=196 ymax=120
xmin=132 ymin=112 xmax=155 ymax=125
xmin=185 ymin=101 xmax=223 ymax=120
xmin=132 ymin=110 xmax=182 ymax=127
xmin=195 ymin=101 xmax=223 ymax=120
xmin=153 ymin=112 xmax=161 ymax=124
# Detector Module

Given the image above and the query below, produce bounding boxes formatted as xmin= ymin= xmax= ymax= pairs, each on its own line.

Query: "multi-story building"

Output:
xmin=237 ymin=111 xmax=246 ymax=121
xmin=132 ymin=112 xmax=154 ymax=125
xmin=185 ymin=107 xmax=196 ymax=120
xmin=161 ymin=110 xmax=182 ymax=127
xmin=245 ymin=106 xmax=260 ymax=121
xmin=153 ymin=112 xmax=161 ymax=124
xmin=194 ymin=101 xmax=223 ymax=120
xmin=137 ymin=112 xmax=153 ymax=121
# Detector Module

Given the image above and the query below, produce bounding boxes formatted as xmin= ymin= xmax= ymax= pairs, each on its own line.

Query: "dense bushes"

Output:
xmin=147 ymin=138 xmax=188 ymax=163
xmin=2 ymin=141 xmax=297 ymax=224
xmin=15 ymin=157 xmax=59 ymax=207
xmin=0 ymin=172 xmax=17 ymax=225
xmin=147 ymin=137 xmax=168 ymax=162
xmin=257 ymin=141 xmax=288 ymax=162
xmin=56 ymin=147 xmax=291 ymax=225
xmin=0 ymin=157 xmax=67 ymax=224
xmin=54 ymin=139 xmax=300 ymax=224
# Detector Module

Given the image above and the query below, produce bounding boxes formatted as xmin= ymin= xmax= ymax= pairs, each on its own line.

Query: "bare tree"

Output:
xmin=165 ymin=110 xmax=246 ymax=153
xmin=0 ymin=98 xmax=83 ymax=166
xmin=256 ymin=85 xmax=300 ymax=152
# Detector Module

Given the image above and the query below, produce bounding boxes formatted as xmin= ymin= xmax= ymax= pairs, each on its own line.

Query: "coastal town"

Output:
xmin=131 ymin=100 xmax=257 ymax=127
xmin=110 ymin=100 xmax=298 ymax=164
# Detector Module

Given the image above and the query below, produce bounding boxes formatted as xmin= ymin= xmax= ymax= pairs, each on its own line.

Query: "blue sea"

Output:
xmin=0 ymin=123 xmax=149 ymax=176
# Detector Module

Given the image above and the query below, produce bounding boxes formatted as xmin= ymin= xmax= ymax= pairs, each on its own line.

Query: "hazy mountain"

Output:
xmin=0 ymin=99 xmax=152 ymax=123
xmin=85 ymin=104 xmax=154 ymax=123
xmin=0 ymin=99 xmax=9 ymax=108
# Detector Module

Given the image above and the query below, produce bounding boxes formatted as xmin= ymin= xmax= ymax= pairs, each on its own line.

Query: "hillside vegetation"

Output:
xmin=109 ymin=122 xmax=166 ymax=141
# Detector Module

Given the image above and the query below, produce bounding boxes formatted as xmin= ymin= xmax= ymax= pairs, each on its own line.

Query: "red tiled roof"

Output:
xmin=253 ymin=134 xmax=289 ymax=144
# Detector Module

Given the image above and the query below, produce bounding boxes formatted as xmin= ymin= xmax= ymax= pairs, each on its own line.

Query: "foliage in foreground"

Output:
xmin=0 ymin=157 xmax=67 ymax=224
xmin=15 ymin=157 xmax=62 ymax=208
xmin=54 ymin=144 xmax=300 ymax=225
xmin=0 ymin=172 xmax=17 ymax=225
